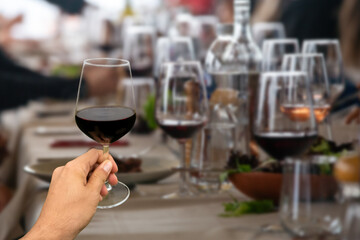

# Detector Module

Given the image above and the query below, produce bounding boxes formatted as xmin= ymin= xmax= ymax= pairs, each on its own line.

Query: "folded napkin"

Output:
xmin=50 ymin=140 xmax=129 ymax=148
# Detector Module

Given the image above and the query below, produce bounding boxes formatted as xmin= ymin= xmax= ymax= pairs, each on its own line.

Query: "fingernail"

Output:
xmin=103 ymin=161 xmax=112 ymax=173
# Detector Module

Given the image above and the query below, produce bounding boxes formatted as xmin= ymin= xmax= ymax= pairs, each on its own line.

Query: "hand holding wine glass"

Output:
xmin=156 ymin=61 xmax=208 ymax=198
xmin=75 ymin=58 xmax=136 ymax=209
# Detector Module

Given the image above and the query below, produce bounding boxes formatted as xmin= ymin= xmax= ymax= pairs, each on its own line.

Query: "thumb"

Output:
xmin=87 ymin=160 xmax=112 ymax=192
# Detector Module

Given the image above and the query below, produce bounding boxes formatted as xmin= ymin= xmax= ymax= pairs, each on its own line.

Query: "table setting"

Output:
xmin=1 ymin=1 xmax=360 ymax=239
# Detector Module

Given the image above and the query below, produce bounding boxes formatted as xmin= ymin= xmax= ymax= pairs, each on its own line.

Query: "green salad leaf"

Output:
xmin=143 ymin=94 xmax=157 ymax=130
xmin=219 ymin=164 xmax=251 ymax=183
xmin=220 ymin=199 xmax=275 ymax=217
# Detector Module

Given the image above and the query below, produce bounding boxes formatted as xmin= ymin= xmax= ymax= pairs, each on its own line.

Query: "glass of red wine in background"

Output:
xmin=282 ymin=53 xmax=332 ymax=139
xmin=75 ymin=58 xmax=136 ymax=209
xmin=252 ymin=71 xmax=318 ymax=235
xmin=254 ymin=71 xmax=318 ymax=161
xmin=156 ymin=61 xmax=208 ymax=198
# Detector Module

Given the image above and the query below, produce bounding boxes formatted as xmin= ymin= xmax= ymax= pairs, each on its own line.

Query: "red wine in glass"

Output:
xmin=254 ymin=132 xmax=318 ymax=160
xmin=75 ymin=106 xmax=136 ymax=144
xmin=157 ymin=119 xmax=205 ymax=141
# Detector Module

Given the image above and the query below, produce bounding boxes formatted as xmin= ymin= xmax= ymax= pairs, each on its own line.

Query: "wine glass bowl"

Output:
xmin=253 ymin=71 xmax=318 ymax=161
xmin=282 ymin=53 xmax=331 ymax=123
xmin=262 ymin=39 xmax=300 ymax=71
xmin=122 ymin=26 xmax=156 ymax=77
xmin=75 ymin=58 xmax=136 ymax=208
xmin=302 ymin=39 xmax=345 ymax=104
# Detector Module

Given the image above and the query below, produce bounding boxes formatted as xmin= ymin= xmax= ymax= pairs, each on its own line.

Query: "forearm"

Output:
xmin=20 ymin=219 xmax=76 ymax=240
xmin=0 ymin=71 xmax=86 ymax=111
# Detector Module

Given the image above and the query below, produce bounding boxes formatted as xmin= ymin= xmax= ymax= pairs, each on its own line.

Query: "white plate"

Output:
xmin=24 ymin=156 xmax=178 ymax=185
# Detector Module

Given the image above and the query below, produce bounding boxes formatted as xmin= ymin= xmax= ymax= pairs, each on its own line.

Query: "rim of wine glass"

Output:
xmin=83 ymin=58 xmax=130 ymax=68
xmin=302 ymin=39 xmax=340 ymax=46
xmin=262 ymin=38 xmax=299 ymax=45
xmin=261 ymin=70 xmax=308 ymax=78
xmin=283 ymin=53 xmax=324 ymax=59
xmin=162 ymin=60 xmax=202 ymax=67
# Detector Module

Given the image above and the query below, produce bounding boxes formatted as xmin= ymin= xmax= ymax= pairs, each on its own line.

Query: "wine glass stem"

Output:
xmin=324 ymin=116 xmax=333 ymax=140
xmin=178 ymin=140 xmax=189 ymax=195
xmin=103 ymin=144 xmax=112 ymax=191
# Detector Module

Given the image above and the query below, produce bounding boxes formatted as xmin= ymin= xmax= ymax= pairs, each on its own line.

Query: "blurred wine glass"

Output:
xmin=253 ymin=71 xmax=318 ymax=235
xmin=154 ymin=36 xmax=196 ymax=80
xmin=254 ymin=71 xmax=318 ymax=161
xmin=118 ymin=78 xmax=155 ymax=134
xmin=252 ymin=22 xmax=286 ymax=49
xmin=194 ymin=15 xmax=218 ymax=62
xmin=302 ymin=39 xmax=345 ymax=104
xmin=262 ymin=39 xmax=300 ymax=71
xmin=156 ymin=61 xmax=208 ymax=198
xmin=122 ymin=25 xmax=156 ymax=77
xmin=342 ymin=202 xmax=360 ymax=240
xmin=282 ymin=53 xmax=332 ymax=139
xmin=280 ymin=156 xmax=342 ymax=238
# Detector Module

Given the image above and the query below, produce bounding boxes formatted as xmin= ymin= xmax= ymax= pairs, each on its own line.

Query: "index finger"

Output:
xmin=74 ymin=148 xmax=118 ymax=174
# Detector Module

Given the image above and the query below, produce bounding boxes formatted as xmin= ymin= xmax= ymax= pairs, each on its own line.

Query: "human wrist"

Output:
xmin=21 ymin=220 xmax=76 ymax=240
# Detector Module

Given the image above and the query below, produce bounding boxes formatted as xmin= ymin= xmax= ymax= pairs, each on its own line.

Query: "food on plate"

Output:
xmin=113 ymin=155 xmax=142 ymax=173
xmin=308 ymin=136 xmax=353 ymax=156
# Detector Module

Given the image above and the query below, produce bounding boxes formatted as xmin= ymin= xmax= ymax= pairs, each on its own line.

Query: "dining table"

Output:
xmin=0 ymin=100 xmax=358 ymax=240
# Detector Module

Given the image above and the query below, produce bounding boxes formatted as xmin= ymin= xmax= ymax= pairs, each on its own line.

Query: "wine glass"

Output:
xmin=75 ymin=58 xmax=136 ymax=209
xmin=282 ymin=53 xmax=333 ymax=139
xmin=280 ymin=156 xmax=342 ymax=238
xmin=156 ymin=61 xmax=208 ymax=198
xmin=252 ymin=22 xmax=286 ymax=49
xmin=122 ymin=25 xmax=156 ymax=77
xmin=302 ymin=39 xmax=345 ymax=105
xmin=253 ymin=71 xmax=318 ymax=236
xmin=262 ymin=39 xmax=300 ymax=71
xmin=254 ymin=71 xmax=318 ymax=160
xmin=154 ymin=36 xmax=196 ymax=80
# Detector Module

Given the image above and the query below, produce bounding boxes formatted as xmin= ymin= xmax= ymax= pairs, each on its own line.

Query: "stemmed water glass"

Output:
xmin=122 ymin=26 xmax=156 ymax=77
xmin=302 ymin=39 xmax=345 ymax=106
xmin=282 ymin=53 xmax=332 ymax=139
xmin=75 ymin=58 xmax=136 ymax=208
xmin=262 ymin=39 xmax=300 ymax=71
xmin=154 ymin=36 xmax=196 ymax=81
xmin=252 ymin=22 xmax=286 ymax=49
xmin=252 ymin=71 xmax=318 ymax=236
xmin=156 ymin=61 xmax=208 ymax=198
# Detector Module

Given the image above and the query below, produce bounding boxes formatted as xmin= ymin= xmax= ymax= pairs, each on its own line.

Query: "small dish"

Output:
xmin=24 ymin=156 xmax=179 ymax=185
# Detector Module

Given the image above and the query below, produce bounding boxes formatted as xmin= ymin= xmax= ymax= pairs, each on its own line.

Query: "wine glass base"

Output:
xmin=97 ymin=181 xmax=130 ymax=209
xmin=162 ymin=187 xmax=197 ymax=199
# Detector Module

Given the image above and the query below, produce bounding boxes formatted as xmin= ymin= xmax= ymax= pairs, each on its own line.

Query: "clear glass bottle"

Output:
xmin=205 ymin=0 xmax=262 ymax=156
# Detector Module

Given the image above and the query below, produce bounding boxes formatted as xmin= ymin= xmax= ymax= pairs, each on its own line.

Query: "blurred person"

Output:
xmin=339 ymin=0 xmax=360 ymax=124
xmin=0 ymin=14 xmax=119 ymax=112
xmin=20 ymin=149 xmax=119 ymax=239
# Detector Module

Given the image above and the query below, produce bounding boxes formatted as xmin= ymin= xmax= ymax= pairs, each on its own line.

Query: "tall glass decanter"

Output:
xmin=205 ymin=0 xmax=262 ymax=156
